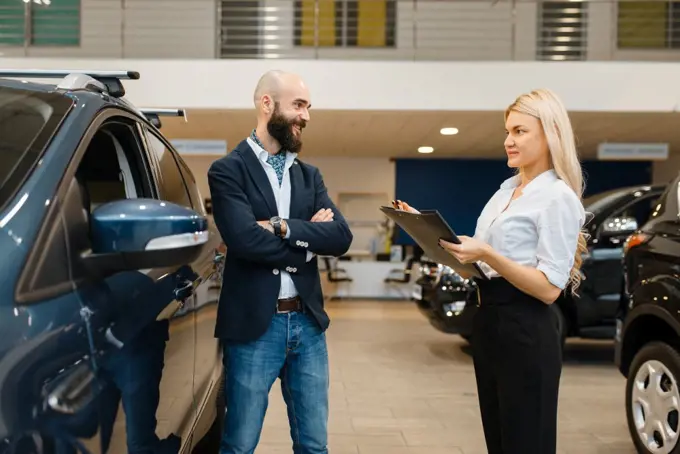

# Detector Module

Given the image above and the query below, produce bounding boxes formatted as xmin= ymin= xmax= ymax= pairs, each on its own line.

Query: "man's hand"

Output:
xmin=257 ymin=220 xmax=288 ymax=236
xmin=257 ymin=220 xmax=274 ymax=234
xmin=311 ymin=208 xmax=334 ymax=222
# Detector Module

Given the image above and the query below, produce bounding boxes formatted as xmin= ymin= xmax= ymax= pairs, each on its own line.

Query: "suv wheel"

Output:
xmin=626 ymin=342 xmax=680 ymax=454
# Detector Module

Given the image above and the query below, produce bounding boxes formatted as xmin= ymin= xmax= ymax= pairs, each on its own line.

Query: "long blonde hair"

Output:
xmin=505 ymin=88 xmax=588 ymax=295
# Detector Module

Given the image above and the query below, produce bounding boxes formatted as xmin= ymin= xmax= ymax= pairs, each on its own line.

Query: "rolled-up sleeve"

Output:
xmin=535 ymin=189 xmax=586 ymax=289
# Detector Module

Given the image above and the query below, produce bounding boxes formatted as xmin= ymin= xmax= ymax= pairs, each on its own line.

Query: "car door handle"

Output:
xmin=174 ymin=279 xmax=194 ymax=301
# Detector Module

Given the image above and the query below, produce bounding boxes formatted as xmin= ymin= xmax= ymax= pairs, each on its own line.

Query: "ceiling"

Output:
xmin=158 ymin=109 xmax=680 ymax=159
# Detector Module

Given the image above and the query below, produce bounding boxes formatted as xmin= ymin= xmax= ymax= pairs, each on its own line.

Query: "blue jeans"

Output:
xmin=220 ymin=311 xmax=329 ymax=454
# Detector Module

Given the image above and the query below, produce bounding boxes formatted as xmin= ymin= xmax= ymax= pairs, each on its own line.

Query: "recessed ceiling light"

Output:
xmin=440 ymin=127 xmax=459 ymax=135
xmin=418 ymin=146 xmax=434 ymax=154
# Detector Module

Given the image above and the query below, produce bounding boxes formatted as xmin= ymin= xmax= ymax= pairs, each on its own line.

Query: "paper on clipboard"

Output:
xmin=380 ymin=206 xmax=488 ymax=280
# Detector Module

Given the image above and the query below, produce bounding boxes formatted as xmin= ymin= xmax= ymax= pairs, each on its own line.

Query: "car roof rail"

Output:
xmin=0 ymin=69 xmax=140 ymax=98
xmin=138 ymin=108 xmax=188 ymax=129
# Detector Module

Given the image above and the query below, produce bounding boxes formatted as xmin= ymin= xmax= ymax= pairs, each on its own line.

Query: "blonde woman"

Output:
xmin=395 ymin=88 xmax=586 ymax=454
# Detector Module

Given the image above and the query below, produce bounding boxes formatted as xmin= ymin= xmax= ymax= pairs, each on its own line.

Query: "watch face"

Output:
xmin=271 ymin=216 xmax=282 ymax=224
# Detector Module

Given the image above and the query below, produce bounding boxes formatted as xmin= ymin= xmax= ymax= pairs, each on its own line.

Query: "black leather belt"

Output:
xmin=277 ymin=296 xmax=302 ymax=313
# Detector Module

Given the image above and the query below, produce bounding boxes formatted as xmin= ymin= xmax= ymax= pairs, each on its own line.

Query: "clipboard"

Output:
xmin=380 ymin=206 xmax=489 ymax=280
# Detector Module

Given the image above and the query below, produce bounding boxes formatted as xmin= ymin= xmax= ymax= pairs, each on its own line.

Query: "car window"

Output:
xmin=143 ymin=128 xmax=192 ymax=209
xmin=76 ymin=120 xmax=151 ymax=212
xmin=0 ymin=85 xmax=73 ymax=211
xmin=608 ymin=194 xmax=660 ymax=230
xmin=16 ymin=116 xmax=152 ymax=303
xmin=176 ymin=154 xmax=206 ymax=215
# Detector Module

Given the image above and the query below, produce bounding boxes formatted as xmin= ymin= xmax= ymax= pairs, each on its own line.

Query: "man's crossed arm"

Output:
xmin=208 ymin=158 xmax=308 ymax=269
xmin=256 ymin=207 xmax=337 ymax=261
xmin=256 ymin=170 xmax=353 ymax=258
xmin=284 ymin=169 xmax=353 ymax=258
xmin=208 ymin=158 xmax=353 ymax=268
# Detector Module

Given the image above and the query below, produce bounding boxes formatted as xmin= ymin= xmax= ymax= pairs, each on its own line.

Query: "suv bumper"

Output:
xmin=413 ymin=283 xmax=476 ymax=337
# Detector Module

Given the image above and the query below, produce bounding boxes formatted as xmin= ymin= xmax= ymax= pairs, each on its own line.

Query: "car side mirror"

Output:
xmin=600 ymin=215 xmax=639 ymax=240
xmin=82 ymin=198 xmax=209 ymax=276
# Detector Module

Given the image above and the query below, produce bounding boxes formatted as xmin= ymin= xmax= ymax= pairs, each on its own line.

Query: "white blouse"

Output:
xmin=474 ymin=169 xmax=586 ymax=290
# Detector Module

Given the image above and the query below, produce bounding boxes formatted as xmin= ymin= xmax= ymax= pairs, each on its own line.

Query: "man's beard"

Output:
xmin=267 ymin=103 xmax=305 ymax=154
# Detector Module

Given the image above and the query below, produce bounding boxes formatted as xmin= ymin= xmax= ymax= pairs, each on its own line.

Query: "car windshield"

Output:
xmin=0 ymin=85 xmax=73 ymax=211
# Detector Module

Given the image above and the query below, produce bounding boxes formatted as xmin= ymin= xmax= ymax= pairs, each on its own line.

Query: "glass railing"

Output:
xmin=0 ymin=0 xmax=679 ymax=62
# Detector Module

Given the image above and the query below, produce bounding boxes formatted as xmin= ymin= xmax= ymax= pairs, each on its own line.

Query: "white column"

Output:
xmin=587 ymin=0 xmax=615 ymax=61
xmin=513 ymin=0 xmax=538 ymax=61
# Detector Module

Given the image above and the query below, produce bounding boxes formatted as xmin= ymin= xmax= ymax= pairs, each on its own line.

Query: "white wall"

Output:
xmin=587 ymin=1 xmax=615 ymax=61
xmin=0 ymin=0 xmax=216 ymax=59
xmin=121 ymin=0 xmax=216 ymax=58
xmin=514 ymin=1 xmax=538 ymax=61
xmin=5 ymin=57 xmax=680 ymax=113
xmin=302 ymin=157 xmax=395 ymax=202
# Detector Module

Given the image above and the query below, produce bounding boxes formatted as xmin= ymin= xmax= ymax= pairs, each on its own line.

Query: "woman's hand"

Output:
xmin=441 ymin=235 xmax=562 ymax=304
xmin=439 ymin=235 xmax=491 ymax=264
xmin=392 ymin=199 xmax=420 ymax=214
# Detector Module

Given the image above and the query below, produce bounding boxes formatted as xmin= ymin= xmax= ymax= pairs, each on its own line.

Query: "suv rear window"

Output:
xmin=0 ymin=85 xmax=73 ymax=211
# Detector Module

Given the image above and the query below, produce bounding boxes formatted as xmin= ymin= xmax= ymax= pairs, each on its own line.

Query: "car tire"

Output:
xmin=626 ymin=342 xmax=680 ymax=454
xmin=551 ymin=303 xmax=567 ymax=353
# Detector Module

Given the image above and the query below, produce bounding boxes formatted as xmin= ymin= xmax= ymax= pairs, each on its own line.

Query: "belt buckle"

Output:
xmin=276 ymin=297 xmax=299 ymax=314
xmin=276 ymin=299 xmax=292 ymax=314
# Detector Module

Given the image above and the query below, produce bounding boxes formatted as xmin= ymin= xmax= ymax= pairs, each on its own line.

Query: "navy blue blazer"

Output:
xmin=207 ymin=139 xmax=353 ymax=343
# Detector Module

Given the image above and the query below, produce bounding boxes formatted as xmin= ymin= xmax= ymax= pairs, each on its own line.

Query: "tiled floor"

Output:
xmin=256 ymin=300 xmax=636 ymax=454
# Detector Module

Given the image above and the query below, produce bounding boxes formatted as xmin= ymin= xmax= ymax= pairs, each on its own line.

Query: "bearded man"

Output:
xmin=207 ymin=70 xmax=353 ymax=454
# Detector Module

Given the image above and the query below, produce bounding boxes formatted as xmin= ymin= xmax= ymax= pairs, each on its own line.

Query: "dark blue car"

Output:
xmin=0 ymin=70 xmax=225 ymax=453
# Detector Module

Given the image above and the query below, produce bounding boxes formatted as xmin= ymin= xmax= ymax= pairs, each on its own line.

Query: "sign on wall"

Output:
xmin=597 ymin=143 xmax=669 ymax=161
xmin=171 ymin=139 xmax=227 ymax=155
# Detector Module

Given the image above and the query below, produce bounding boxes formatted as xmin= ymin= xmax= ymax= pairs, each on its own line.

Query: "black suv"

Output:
xmin=413 ymin=184 xmax=666 ymax=349
xmin=615 ymin=173 xmax=680 ymax=454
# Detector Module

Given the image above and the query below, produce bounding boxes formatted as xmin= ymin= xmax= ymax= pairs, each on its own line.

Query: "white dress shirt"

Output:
xmin=474 ymin=169 xmax=586 ymax=290
xmin=247 ymin=137 xmax=313 ymax=299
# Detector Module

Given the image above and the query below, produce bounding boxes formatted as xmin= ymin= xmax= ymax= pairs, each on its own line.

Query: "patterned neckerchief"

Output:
xmin=251 ymin=128 xmax=287 ymax=186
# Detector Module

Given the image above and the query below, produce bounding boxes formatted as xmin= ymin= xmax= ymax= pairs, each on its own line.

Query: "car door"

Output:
xmin=56 ymin=111 xmax=199 ymax=454
xmin=140 ymin=126 xmax=223 ymax=446
xmin=174 ymin=152 xmax=225 ymax=440
xmin=584 ymin=192 xmax=661 ymax=322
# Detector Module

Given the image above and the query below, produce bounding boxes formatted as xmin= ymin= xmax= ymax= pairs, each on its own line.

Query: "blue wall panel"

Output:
xmin=393 ymin=159 xmax=652 ymax=245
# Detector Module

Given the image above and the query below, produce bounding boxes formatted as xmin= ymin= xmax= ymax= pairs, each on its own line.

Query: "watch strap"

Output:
xmin=270 ymin=217 xmax=282 ymax=237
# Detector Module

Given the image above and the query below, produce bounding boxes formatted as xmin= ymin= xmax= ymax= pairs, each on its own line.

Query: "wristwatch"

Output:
xmin=270 ymin=216 xmax=284 ymax=237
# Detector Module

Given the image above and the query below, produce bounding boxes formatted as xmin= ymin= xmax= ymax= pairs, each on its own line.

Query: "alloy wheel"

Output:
xmin=631 ymin=359 xmax=680 ymax=453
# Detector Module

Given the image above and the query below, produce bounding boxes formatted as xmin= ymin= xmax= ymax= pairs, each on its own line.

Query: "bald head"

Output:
xmin=253 ymin=70 xmax=310 ymax=111
xmin=253 ymin=70 xmax=285 ymax=105
xmin=252 ymin=70 xmax=311 ymax=154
